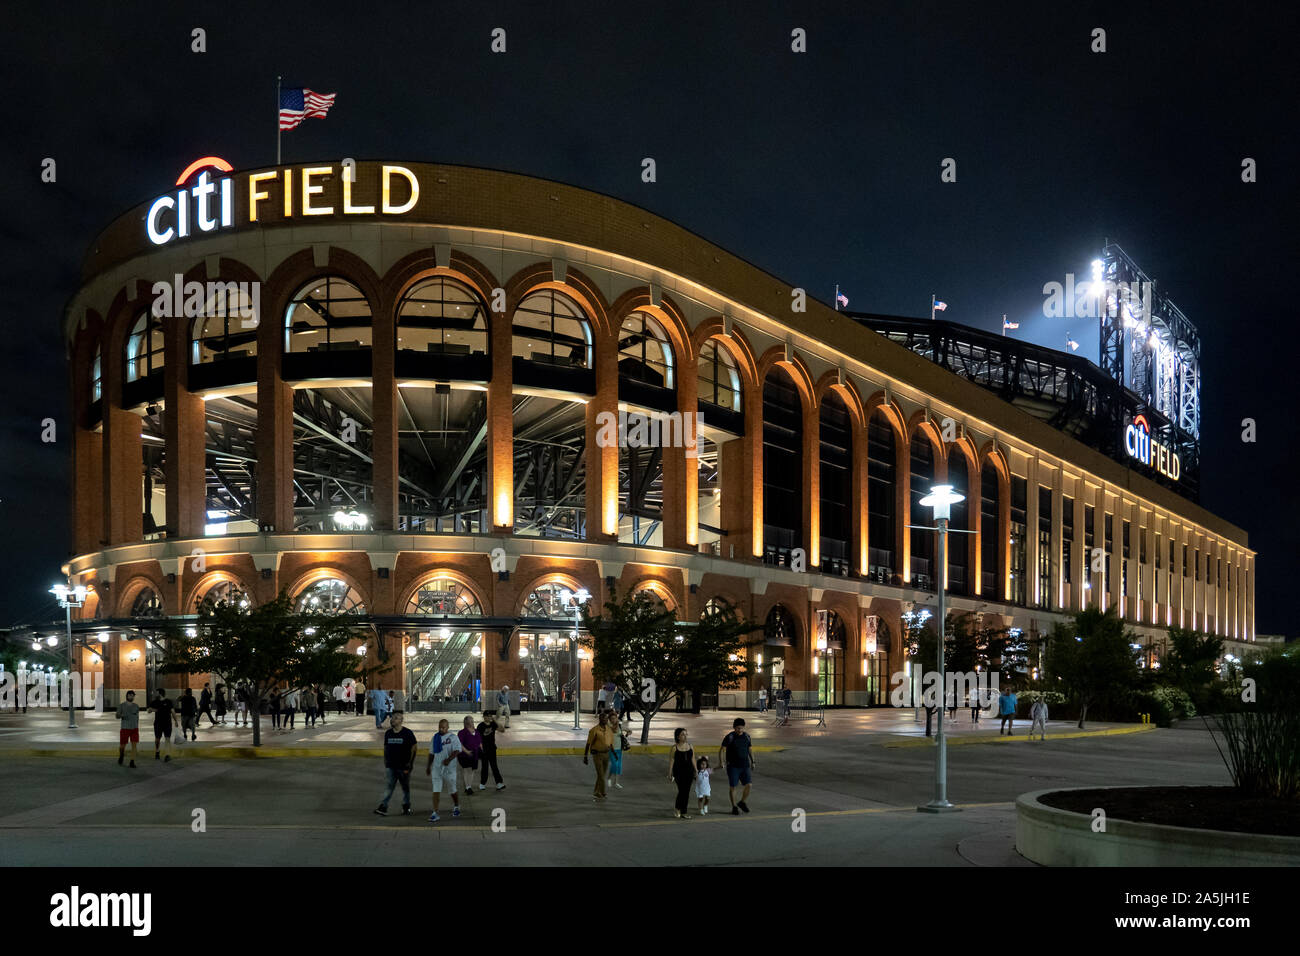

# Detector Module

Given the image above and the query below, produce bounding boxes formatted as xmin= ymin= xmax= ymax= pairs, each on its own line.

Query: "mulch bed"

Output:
xmin=1038 ymin=786 xmax=1300 ymax=837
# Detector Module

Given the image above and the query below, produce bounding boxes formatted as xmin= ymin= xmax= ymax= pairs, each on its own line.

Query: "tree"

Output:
xmin=1045 ymin=607 xmax=1141 ymax=728
xmin=1162 ymin=627 xmax=1224 ymax=707
xmin=581 ymin=590 xmax=756 ymax=744
xmin=158 ymin=590 xmax=361 ymax=746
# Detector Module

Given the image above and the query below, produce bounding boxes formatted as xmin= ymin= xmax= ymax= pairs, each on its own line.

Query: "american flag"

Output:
xmin=279 ymin=88 xmax=336 ymax=130
xmin=836 ymin=291 xmax=849 ymax=308
xmin=1003 ymin=318 xmax=1019 ymax=329
xmin=933 ymin=300 xmax=948 ymax=312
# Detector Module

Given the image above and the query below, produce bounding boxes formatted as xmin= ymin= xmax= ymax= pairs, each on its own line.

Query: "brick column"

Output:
xmin=585 ymin=325 xmax=618 ymax=541
xmin=722 ymin=380 xmax=762 ymax=559
xmin=1049 ymin=469 xmax=1063 ymax=611
xmin=802 ymin=399 xmax=819 ymax=567
xmin=487 ymin=295 xmax=514 ymax=531
xmin=661 ymin=363 xmax=698 ymax=550
xmin=102 ymin=361 xmax=142 ymax=546
xmin=371 ymin=294 xmax=398 ymax=531
xmin=164 ymin=316 xmax=206 ymax=539
xmin=74 ymin=427 xmax=104 ymax=553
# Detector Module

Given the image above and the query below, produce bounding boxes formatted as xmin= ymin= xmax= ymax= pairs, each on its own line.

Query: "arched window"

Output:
xmin=294 ymin=577 xmax=366 ymax=614
xmin=818 ymin=391 xmax=852 ymax=575
xmin=763 ymin=603 xmax=797 ymax=647
xmin=947 ymin=447 xmax=973 ymax=596
xmin=701 ymin=597 xmax=735 ymax=621
xmin=192 ymin=287 xmax=260 ymax=364
xmin=285 ymin=278 xmax=372 ymax=354
xmin=513 ymin=290 xmax=591 ymax=369
xmin=697 ymin=339 xmax=740 ymax=411
xmin=909 ymin=433 xmax=936 ymax=588
xmin=618 ymin=311 xmax=674 ymax=388
xmin=125 ymin=312 xmax=165 ymax=382
xmin=981 ymin=461 xmax=1002 ymax=597
xmin=91 ymin=347 xmax=103 ymax=402
xmin=397 ymin=278 xmax=488 ymax=357
xmin=762 ymin=367 xmax=803 ymax=560
xmin=130 ymin=587 xmax=164 ymax=618
xmin=194 ymin=579 xmax=249 ymax=611
xmin=867 ymin=410 xmax=896 ymax=582
xmin=405 ymin=577 xmax=482 ymax=616
xmin=632 ymin=581 xmax=676 ymax=612
xmin=521 ymin=582 xmax=582 ymax=620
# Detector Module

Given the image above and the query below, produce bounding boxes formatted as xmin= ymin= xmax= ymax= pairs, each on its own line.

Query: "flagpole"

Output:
xmin=276 ymin=75 xmax=282 ymax=165
xmin=835 ymin=284 xmax=839 ymax=312
xmin=931 ymin=294 xmax=935 ymax=322
xmin=1002 ymin=313 xmax=1006 ymax=337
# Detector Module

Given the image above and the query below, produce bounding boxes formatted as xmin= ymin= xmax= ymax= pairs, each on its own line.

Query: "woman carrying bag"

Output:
xmin=457 ymin=715 xmax=483 ymax=795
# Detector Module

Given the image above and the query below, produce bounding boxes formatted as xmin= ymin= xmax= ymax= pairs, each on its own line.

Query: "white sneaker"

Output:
xmin=701 ymin=806 xmax=708 ymax=814
xmin=479 ymin=784 xmax=486 ymax=790
xmin=614 ymin=782 xmax=623 ymax=789
xmin=607 ymin=778 xmax=612 ymax=786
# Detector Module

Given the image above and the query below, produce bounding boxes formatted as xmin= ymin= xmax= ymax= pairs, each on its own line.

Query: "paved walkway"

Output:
xmin=0 ymin=707 xmax=1135 ymax=755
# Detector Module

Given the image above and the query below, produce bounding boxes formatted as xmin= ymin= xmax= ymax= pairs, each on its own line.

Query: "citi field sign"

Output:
xmin=1124 ymin=414 xmax=1180 ymax=481
xmin=146 ymin=158 xmax=420 ymax=246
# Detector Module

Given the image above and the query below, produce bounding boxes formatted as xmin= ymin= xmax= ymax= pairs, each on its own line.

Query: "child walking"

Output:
xmin=695 ymin=755 xmax=712 ymax=815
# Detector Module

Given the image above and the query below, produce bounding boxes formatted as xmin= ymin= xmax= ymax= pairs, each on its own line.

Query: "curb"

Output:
xmin=882 ymin=723 xmax=1157 ymax=749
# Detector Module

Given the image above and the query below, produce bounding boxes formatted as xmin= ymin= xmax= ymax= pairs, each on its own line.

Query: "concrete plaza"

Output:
xmin=0 ymin=707 xmax=1228 ymax=866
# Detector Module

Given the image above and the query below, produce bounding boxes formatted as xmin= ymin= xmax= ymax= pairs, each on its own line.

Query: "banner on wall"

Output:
xmin=863 ymin=613 xmax=879 ymax=656
xmin=815 ymin=609 xmax=828 ymax=650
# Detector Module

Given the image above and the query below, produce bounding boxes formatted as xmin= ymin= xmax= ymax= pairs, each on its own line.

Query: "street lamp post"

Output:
xmin=560 ymin=588 xmax=590 ymax=730
xmin=915 ymin=485 xmax=965 ymax=814
xmin=49 ymin=582 xmax=88 ymax=729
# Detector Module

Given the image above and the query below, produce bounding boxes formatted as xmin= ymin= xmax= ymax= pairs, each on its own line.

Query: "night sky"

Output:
xmin=1 ymin=1 xmax=1294 ymax=635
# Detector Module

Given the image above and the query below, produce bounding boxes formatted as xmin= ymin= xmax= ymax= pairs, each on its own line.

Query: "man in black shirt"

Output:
xmin=476 ymin=710 xmax=506 ymax=791
xmin=719 ymin=717 xmax=756 ymax=815
xmin=150 ymin=689 xmax=179 ymax=762
xmin=375 ymin=711 xmax=417 ymax=816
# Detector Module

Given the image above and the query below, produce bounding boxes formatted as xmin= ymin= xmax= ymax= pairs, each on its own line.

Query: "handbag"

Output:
xmin=621 ymin=733 xmax=631 ymax=751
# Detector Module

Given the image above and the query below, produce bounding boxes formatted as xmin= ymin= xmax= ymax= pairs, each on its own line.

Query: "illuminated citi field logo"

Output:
xmin=1125 ymin=414 xmax=1181 ymax=481
xmin=145 ymin=157 xmax=420 ymax=246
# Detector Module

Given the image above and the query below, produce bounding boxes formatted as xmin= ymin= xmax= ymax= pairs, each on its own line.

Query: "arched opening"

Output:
xmin=403 ymin=575 xmax=485 ymax=706
xmin=293 ymin=576 xmax=367 ymax=614
xmin=192 ymin=286 xmax=260 ymax=365
xmin=909 ymin=433 xmax=936 ymax=589
xmin=517 ymin=581 xmax=585 ymax=704
xmin=192 ymin=577 xmax=251 ymax=612
xmin=125 ymin=311 xmax=165 ymax=383
xmin=761 ymin=603 xmax=797 ymax=692
xmin=697 ymin=339 xmax=741 ymax=412
xmin=818 ymin=391 xmax=852 ymax=576
xmin=762 ymin=367 xmax=803 ymax=564
xmin=284 ymin=277 xmax=373 ymax=354
xmin=867 ymin=410 xmax=897 ymax=583
xmin=814 ymin=609 xmax=846 ymax=705
xmin=947 ymin=446 xmax=973 ymax=596
xmin=91 ymin=346 xmax=103 ymax=403
xmin=981 ymin=461 xmax=1002 ymax=597
xmin=396 ymin=277 xmax=489 ymax=381
xmin=618 ymin=310 xmax=674 ymax=389
xmin=512 ymin=289 xmax=591 ymax=369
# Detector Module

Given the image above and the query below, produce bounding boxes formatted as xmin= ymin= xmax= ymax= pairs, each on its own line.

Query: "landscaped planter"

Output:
xmin=1016 ymin=788 xmax=1300 ymax=866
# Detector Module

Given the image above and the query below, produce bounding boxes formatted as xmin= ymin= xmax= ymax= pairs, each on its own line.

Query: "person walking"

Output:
xmin=234 ymin=683 xmax=249 ymax=727
xmin=269 ymin=687 xmax=282 ymax=730
xmin=198 ymin=682 xmax=216 ymax=727
xmin=583 ymin=710 xmax=615 ymax=801
xmin=970 ymin=689 xmax=982 ymax=724
xmin=476 ymin=710 xmax=506 ymax=791
xmin=283 ymin=685 xmax=298 ymax=731
xmin=333 ymin=683 xmax=346 ymax=717
xmin=116 ymin=689 xmax=141 ymax=767
xmin=179 ymin=687 xmax=199 ymax=741
xmin=457 ymin=716 xmax=482 ymax=795
xmin=426 ymin=718 xmax=463 ymax=822
xmin=303 ymin=685 xmax=317 ymax=728
xmin=758 ymin=686 xmax=768 ymax=713
xmin=370 ymin=687 xmax=388 ymax=729
xmin=214 ymin=684 xmax=227 ymax=725
xmin=611 ymin=686 xmax=624 ymax=723
xmin=317 ymin=685 xmax=329 ymax=726
xmin=719 ymin=718 xmax=755 ymax=815
xmin=596 ymin=683 xmax=608 ymax=716
xmin=607 ymin=712 xmax=626 ymax=790
xmin=695 ymin=755 xmax=712 ymax=814
xmin=998 ymin=686 xmax=1018 ymax=736
xmin=668 ymin=728 xmax=695 ymax=819
xmin=1029 ymin=696 xmax=1049 ymax=740
xmin=374 ymin=711 xmax=417 ymax=816
xmin=496 ymin=685 xmax=511 ymax=728
xmin=354 ymin=679 xmax=366 ymax=717
xmin=149 ymin=689 xmax=179 ymax=762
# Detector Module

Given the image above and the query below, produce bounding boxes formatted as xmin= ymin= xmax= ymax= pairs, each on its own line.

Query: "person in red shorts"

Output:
xmin=117 ymin=690 xmax=141 ymax=767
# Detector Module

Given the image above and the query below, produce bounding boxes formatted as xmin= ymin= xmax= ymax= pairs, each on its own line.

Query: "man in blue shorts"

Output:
xmin=719 ymin=717 xmax=755 ymax=815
